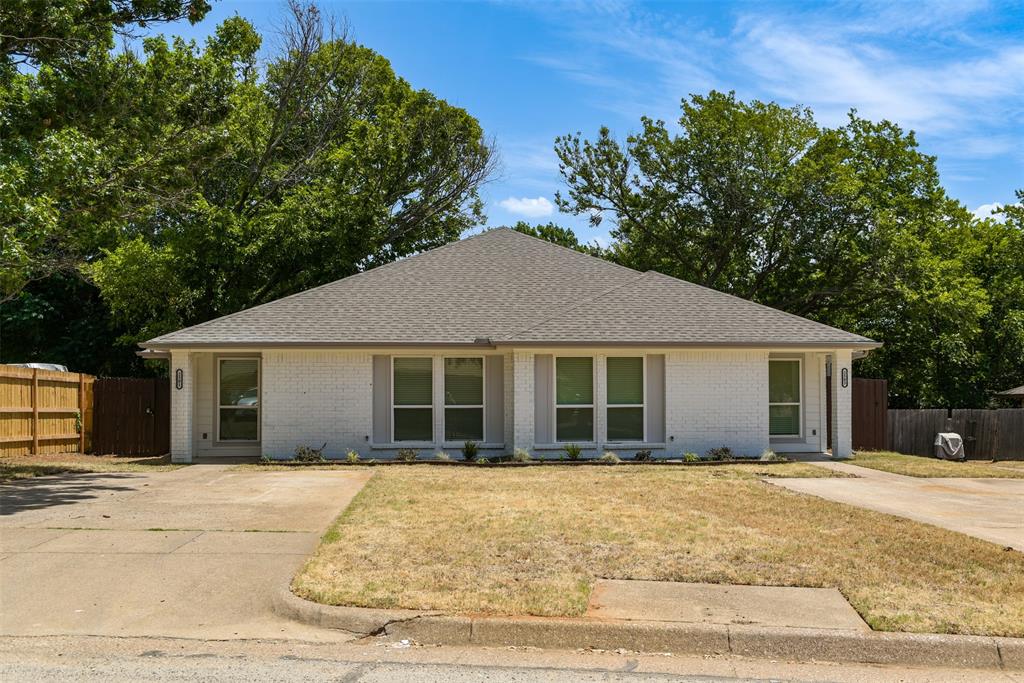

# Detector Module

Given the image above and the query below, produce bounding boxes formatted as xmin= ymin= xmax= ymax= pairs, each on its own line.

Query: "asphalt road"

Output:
xmin=2 ymin=636 xmax=1019 ymax=683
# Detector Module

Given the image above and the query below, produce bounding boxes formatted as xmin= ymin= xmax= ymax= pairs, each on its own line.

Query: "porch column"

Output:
xmin=511 ymin=350 xmax=535 ymax=453
xmin=169 ymin=350 xmax=194 ymax=463
xmin=830 ymin=349 xmax=853 ymax=459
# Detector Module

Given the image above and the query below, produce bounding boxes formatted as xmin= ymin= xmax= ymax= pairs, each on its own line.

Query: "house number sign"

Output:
xmin=175 ymin=368 xmax=183 ymax=390
xmin=841 ymin=368 xmax=849 ymax=388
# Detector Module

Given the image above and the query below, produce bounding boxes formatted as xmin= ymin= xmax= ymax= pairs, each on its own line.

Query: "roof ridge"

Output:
xmin=495 ymin=270 xmax=651 ymax=341
xmin=495 ymin=227 xmax=641 ymax=276
xmin=145 ymin=229 xmax=504 ymax=344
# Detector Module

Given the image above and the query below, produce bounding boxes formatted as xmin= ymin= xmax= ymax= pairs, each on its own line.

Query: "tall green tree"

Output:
xmin=1 ymin=2 xmax=494 ymax=372
xmin=506 ymin=221 xmax=604 ymax=256
xmin=554 ymin=91 xmax=1011 ymax=407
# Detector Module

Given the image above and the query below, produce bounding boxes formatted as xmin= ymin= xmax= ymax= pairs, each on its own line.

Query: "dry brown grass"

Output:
xmin=851 ymin=451 xmax=1024 ymax=478
xmin=0 ymin=453 xmax=181 ymax=482
xmin=293 ymin=464 xmax=1024 ymax=638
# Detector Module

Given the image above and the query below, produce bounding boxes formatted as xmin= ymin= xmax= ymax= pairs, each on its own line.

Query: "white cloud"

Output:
xmin=497 ymin=196 xmax=555 ymax=218
xmin=972 ymin=203 xmax=1001 ymax=219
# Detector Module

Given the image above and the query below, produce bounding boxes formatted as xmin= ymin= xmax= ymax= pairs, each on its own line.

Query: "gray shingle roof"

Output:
xmin=144 ymin=228 xmax=877 ymax=348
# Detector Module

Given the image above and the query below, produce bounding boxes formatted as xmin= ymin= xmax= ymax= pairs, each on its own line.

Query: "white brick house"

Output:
xmin=144 ymin=229 xmax=877 ymax=463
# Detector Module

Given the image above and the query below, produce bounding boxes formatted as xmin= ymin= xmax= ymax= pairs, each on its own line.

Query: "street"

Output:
xmin=1 ymin=635 xmax=1019 ymax=683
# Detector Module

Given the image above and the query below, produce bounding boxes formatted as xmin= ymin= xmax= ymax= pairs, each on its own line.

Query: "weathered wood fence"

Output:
xmin=0 ymin=364 xmax=94 ymax=457
xmin=888 ymin=408 xmax=1024 ymax=460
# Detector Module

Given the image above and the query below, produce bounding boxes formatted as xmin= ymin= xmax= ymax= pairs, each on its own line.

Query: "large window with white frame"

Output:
xmin=218 ymin=358 xmax=259 ymax=441
xmin=606 ymin=356 xmax=644 ymax=441
xmin=769 ymin=359 xmax=801 ymax=437
xmin=444 ymin=357 xmax=484 ymax=441
xmin=393 ymin=357 xmax=433 ymax=442
xmin=555 ymin=356 xmax=593 ymax=442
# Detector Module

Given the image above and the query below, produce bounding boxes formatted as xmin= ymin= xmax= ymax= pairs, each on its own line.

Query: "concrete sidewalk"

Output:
xmin=770 ymin=460 xmax=1024 ymax=550
xmin=0 ymin=465 xmax=371 ymax=641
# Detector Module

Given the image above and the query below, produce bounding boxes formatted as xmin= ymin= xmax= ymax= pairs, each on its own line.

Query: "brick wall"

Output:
xmin=169 ymin=350 xmax=193 ymax=463
xmin=665 ymin=349 xmax=769 ymax=457
xmin=260 ymin=349 xmax=373 ymax=459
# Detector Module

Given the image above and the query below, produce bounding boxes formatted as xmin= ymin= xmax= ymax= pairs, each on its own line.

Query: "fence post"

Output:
xmin=78 ymin=373 xmax=86 ymax=454
xmin=31 ymin=368 xmax=39 ymax=454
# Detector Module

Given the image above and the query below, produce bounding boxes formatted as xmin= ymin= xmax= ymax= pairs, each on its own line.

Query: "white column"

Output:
xmin=830 ymin=349 xmax=853 ymax=459
xmin=169 ymin=350 xmax=194 ymax=463
xmin=511 ymin=350 xmax=534 ymax=453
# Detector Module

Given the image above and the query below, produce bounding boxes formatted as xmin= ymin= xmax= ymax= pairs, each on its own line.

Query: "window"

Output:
xmin=555 ymin=357 xmax=593 ymax=442
xmin=218 ymin=358 xmax=259 ymax=441
xmin=393 ymin=357 xmax=433 ymax=441
xmin=607 ymin=357 xmax=644 ymax=441
xmin=769 ymin=359 xmax=801 ymax=436
xmin=445 ymin=357 xmax=483 ymax=441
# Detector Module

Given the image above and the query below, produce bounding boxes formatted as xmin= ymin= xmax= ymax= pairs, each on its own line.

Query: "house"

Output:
xmin=140 ymin=228 xmax=880 ymax=462
xmin=996 ymin=385 xmax=1024 ymax=407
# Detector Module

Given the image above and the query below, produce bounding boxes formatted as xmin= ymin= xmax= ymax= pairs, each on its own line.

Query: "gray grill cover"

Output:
xmin=934 ymin=432 xmax=964 ymax=460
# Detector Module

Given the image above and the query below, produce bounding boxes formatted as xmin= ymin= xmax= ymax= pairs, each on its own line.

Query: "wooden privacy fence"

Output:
xmin=92 ymin=377 xmax=170 ymax=456
xmin=888 ymin=408 xmax=1024 ymax=460
xmin=0 ymin=364 xmax=94 ymax=457
xmin=852 ymin=378 xmax=888 ymax=451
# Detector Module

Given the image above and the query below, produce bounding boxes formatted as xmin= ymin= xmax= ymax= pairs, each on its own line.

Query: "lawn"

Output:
xmin=293 ymin=464 xmax=1024 ymax=638
xmin=0 ymin=453 xmax=181 ymax=482
xmin=850 ymin=450 xmax=1024 ymax=478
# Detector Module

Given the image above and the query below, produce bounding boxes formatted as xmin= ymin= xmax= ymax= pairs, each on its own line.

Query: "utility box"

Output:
xmin=934 ymin=432 xmax=965 ymax=460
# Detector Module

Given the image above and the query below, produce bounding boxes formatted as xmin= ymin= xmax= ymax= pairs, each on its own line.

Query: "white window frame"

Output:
xmin=553 ymin=355 xmax=595 ymax=444
xmin=605 ymin=355 xmax=646 ymax=443
xmin=442 ymin=356 xmax=486 ymax=443
xmin=216 ymin=356 xmax=260 ymax=443
xmin=391 ymin=355 xmax=434 ymax=443
xmin=769 ymin=357 xmax=803 ymax=438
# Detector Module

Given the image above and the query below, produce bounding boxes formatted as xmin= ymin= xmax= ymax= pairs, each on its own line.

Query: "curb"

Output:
xmin=272 ymin=579 xmax=1023 ymax=671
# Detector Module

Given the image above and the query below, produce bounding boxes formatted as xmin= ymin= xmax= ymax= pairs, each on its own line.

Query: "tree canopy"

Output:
xmin=1 ymin=1 xmax=494 ymax=373
xmin=553 ymin=92 xmax=1023 ymax=407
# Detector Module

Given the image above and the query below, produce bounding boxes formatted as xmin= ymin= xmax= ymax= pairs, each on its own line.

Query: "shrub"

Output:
xmin=564 ymin=443 xmax=583 ymax=460
xmin=462 ymin=440 xmax=479 ymax=462
xmin=598 ymin=451 xmax=621 ymax=464
xmin=705 ymin=446 xmax=734 ymax=461
xmin=633 ymin=449 xmax=653 ymax=461
xmin=682 ymin=451 xmax=700 ymax=463
xmin=294 ymin=443 xmax=327 ymax=462
xmin=475 ymin=456 xmax=488 ymax=464
xmin=259 ymin=454 xmax=273 ymax=464
xmin=435 ymin=451 xmax=452 ymax=462
xmin=759 ymin=449 xmax=784 ymax=462
xmin=396 ymin=448 xmax=418 ymax=462
xmin=511 ymin=448 xmax=532 ymax=462
xmin=345 ymin=450 xmax=361 ymax=464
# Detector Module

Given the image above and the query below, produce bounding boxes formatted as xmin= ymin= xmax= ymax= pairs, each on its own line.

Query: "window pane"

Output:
xmin=769 ymin=405 xmax=801 ymax=435
xmin=769 ymin=361 xmax=800 ymax=403
xmin=394 ymin=408 xmax=432 ymax=441
xmin=607 ymin=407 xmax=644 ymax=441
xmin=445 ymin=358 xmax=483 ymax=405
xmin=219 ymin=408 xmax=257 ymax=440
xmin=220 ymin=359 xmax=258 ymax=407
xmin=394 ymin=358 xmax=432 ymax=405
xmin=607 ymin=357 xmax=643 ymax=404
xmin=445 ymin=408 xmax=483 ymax=441
xmin=556 ymin=407 xmax=593 ymax=441
xmin=556 ymin=357 xmax=593 ymax=405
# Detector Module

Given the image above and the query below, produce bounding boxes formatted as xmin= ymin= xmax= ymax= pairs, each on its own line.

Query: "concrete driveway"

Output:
xmin=0 ymin=465 xmax=371 ymax=640
xmin=771 ymin=461 xmax=1024 ymax=550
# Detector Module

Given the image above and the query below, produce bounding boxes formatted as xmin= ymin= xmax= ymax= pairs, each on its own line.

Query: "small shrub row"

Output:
xmin=269 ymin=442 xmax=785 ymax=465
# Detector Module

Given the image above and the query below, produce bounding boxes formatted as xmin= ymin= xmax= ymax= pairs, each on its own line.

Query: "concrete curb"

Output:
xmin=272 ymin=579 xmax=1022 ymax=671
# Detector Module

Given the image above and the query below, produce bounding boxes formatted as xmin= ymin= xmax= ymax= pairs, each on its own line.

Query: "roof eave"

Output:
xmin=140 ymin=339 xmax=881 ymax=351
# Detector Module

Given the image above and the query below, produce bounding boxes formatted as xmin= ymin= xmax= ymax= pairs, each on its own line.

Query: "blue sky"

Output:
xmin=167 ymin=0 xmax=1024 ymax=245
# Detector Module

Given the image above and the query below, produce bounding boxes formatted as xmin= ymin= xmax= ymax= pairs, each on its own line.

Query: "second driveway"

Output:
xmin=0 ymin=465 xmax=371 ymax=640
xmin=771 ymin=461 xmax=1024 ymax=550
